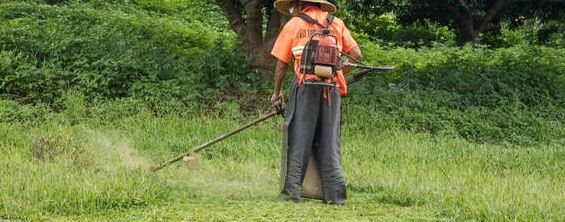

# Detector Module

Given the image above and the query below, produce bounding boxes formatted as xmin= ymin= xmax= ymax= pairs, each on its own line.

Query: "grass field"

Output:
xmin=1 ymin=106 xmax=563 ymax=221
xmin=1 ymin=0 xmax=563 ymax=221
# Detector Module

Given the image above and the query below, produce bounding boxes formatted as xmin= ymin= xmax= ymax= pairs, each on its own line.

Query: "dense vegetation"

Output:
xmin=0 ymin=0 xmax=254 ymax=110
xmin=0 ymin=0 xmax=563 ymax=220
xmin=352 ymin=43 xmax=564 ymax=145
xmin=1 ymin=0 xmax=563 ymax=145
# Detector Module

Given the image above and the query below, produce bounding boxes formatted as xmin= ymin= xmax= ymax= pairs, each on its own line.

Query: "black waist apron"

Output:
xmin=280 ymin=76 xmax=346 ymax=204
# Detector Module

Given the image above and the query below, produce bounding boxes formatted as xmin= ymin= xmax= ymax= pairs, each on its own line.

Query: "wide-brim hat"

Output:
xmin=274 ymin=0 xmax=336 ymax=16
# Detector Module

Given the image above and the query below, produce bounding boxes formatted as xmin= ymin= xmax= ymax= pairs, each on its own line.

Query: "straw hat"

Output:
xmin=274 ymin=0 xmax=336 ymax=16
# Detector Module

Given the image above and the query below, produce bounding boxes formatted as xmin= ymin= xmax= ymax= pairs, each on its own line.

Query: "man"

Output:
xmin=271 ymin=0 xmax=361 ymax=205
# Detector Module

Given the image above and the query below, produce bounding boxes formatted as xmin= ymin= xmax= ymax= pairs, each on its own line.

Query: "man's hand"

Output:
xmin=271 ymin=92 xmax=284 ymax=105
xmin=271 ymin=92 xmax=284 ymax=114
xmin=343 ymin=46 xmax=362 ymax=74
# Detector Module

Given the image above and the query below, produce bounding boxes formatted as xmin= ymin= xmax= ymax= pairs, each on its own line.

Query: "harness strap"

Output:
xmin=297 ymin=13 xmax=334 ymax=30
xmin=326 ymin=15 xmax=334 ymax=29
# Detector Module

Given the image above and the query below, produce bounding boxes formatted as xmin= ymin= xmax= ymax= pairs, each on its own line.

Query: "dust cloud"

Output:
xmin=81 ymin=128 xmax=277 ymax=197
xmin=83 ymin=129 xmax=151 ymax=171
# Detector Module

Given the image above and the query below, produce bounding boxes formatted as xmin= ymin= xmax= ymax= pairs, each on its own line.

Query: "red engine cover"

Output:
xmin=314 ymin=40 xmax=339 ymax=66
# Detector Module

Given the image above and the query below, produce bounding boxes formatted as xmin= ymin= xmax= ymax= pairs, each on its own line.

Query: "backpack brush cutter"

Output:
xmin=152 ymin=14 xmax=393 ymax=172
xmin=151 ymin=65 xmax=394 ymax=173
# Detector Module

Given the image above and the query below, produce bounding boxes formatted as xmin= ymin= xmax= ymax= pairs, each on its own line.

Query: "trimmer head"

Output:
xmin=183 ymin=153 xmax=201 ymax=170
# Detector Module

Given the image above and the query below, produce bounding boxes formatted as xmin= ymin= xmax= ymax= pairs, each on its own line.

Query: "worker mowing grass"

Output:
xmin=271 ymin=0 xmax=362 ymax=205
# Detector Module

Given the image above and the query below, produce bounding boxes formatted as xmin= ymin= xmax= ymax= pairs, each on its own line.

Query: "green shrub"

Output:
xmin=482 ymin=18 xmax=565 ymax=48
xmin=0 ymin=99 xmax=50 ymax=123
xmin=343 ymin=12 xmax=456 ymax=48
xmin=346 ymin=43 xmax=564 ymax=145
xmin=0 ymin=1 xmax=254 ymax=109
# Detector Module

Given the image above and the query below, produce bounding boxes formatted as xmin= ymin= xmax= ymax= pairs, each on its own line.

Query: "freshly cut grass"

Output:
xmin=0 ymin=111 xmax=563 ymax=221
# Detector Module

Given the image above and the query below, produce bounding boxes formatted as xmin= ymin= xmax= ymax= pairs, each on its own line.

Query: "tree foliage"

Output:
xmin=341 ymin=0 xmax=565 ymax=45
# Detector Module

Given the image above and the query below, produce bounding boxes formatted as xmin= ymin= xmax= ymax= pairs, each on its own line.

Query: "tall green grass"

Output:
xmin=0 ymin=100 xmax=563 ymax=221
xmin=0 ymin=125 xmax=165 ymax=219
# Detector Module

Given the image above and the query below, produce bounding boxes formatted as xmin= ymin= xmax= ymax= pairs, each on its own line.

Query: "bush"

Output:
xmin=0 ymin=99 xmax=50 ymax=123
xmin=345 ymin=43 xmax=564 ymax=145
xmin=482 ymin=18 xmax=565 ymax=48
xmin=340 ymin=12 xmax=456 ymax=48
xmin=0 ymin=1 xmax=255 ymax=109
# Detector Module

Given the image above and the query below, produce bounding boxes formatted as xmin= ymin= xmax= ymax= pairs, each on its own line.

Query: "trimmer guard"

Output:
xmin=301 ymin=155 xmax=324 ymax=199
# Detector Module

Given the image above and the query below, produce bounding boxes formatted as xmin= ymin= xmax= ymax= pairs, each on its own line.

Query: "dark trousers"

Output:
xmin=281 ymin=81 xmax=346 ymax=204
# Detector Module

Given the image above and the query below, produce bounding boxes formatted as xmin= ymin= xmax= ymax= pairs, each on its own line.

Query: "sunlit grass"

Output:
xmin=0 ymin=109 xmax=563 ymax=221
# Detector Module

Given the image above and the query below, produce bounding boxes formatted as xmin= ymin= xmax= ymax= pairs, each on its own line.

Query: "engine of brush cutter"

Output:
xmin=300 ymin=33 xmax=341 ymax=80
xmin=300 ymin=30 xmax=381 ymax=88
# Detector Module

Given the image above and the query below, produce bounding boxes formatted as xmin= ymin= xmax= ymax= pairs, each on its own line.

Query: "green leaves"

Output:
xmin=0 ymin=1 xmax=254 ymax=109
xmin=347 ymin=45 xmax=565 ymax=145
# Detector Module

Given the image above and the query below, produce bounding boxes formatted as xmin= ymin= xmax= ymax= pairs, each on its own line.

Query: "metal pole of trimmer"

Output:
xmin=151 ymin=66 xmax=394 ymax=173
xmin=342 ymin=61 xmax=384 ymax=70
xmin=151 ymin=111 xmax=280 ymax=172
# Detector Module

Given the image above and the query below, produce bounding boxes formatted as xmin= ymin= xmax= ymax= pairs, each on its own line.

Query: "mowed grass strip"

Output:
xmin=0 ymin=113 xmax=563 ymax=221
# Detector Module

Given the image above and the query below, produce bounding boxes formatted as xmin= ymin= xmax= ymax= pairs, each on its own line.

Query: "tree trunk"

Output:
xmin=452 ymin=0 xmax=510 ymax=45
xmin=216 ymin=0 xmax=288 ymax=73
xmin=457 ymin=10 xmax=478 ymax=44
xmin=454 ymin=0 xmax=479 ymax=45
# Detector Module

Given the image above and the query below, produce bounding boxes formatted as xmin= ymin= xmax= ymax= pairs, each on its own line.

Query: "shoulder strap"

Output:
xmin=326 ymin=15 xmax=334 ymax=28
xmin=297 ymin=13 xmax=334 ymax=30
